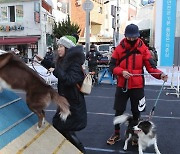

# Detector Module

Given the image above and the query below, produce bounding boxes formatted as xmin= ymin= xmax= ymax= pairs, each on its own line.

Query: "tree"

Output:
xmin=52 ymin=15 xmax=81 ymax=39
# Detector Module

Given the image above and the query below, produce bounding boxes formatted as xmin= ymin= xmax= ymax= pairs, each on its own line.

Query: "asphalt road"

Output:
xmin=16 ymin=83 xmax=180 ymax=154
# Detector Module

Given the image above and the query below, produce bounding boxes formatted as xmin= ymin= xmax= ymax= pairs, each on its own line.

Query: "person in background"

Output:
xmin=35 ymin=47 xmax=54 ymax=69
xmin=111 ymin=46 xmax=115 ymax=52
xmin=108 ymin=46 xmax=115 ymax=61
xmin=36 ymin=35 xmax=87 ymax=153
xmin=44 ymin=47 xmax=54 ymax=62
xmin=106 ymin=23 xmax=168 ymax=145
xmin=86 ymin=43 xmax=102 ymax=83
xmin=10 ymin=48 xmax=20 ymax=57
xmin=109 ymin=46 xmax=116 ymax=80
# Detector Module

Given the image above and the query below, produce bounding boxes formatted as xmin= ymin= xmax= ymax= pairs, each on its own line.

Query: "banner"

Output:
xmin=161 ymin=0 xmax=177 ymax=66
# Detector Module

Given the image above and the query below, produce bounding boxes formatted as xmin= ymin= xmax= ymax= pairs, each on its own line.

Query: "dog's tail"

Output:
xmin=113 ymin=113 xmax=131 ymax=125
xmin=50 ymin=89 xmax=70 ymax=121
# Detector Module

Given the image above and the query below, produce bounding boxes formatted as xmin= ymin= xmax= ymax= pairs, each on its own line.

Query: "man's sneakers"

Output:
xmin=107 ymin=134 xmax=120 ymax=145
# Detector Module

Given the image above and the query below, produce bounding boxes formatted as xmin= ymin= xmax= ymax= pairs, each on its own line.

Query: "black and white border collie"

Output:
xmin=113 ymin=114 xmax=139 ymax=151
xmin=113 ymin=114 xmax=161 ymax=154
xmin=134 ymin=120 xmax=161 ymax=154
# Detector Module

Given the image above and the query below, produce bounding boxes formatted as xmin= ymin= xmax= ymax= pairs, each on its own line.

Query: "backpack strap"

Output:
xmin=118 ymin=39 xmax=143 ymax=65
xmin=118 ymin=50 xmax=138 ymax=65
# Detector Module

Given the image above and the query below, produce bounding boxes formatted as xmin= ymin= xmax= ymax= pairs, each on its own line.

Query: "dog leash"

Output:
xmin=20 ymin=55 xmax=51 ymax=77
xmin=122 ymin=73 xmax=162 ymax=93
xmin=148 ymin=81 xmax=166 ymax=120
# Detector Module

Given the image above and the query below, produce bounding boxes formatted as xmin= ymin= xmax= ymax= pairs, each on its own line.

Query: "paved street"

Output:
xmin=42 ymin=83 xmax=180 ymax=154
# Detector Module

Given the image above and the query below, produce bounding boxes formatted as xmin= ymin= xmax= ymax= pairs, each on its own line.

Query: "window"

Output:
xmin=0 ymin=5 xmax=23 ymax=23
xmin=9 ymin=6 xmax=15 ymax=22
xmin=0 ymin=7 xmax=8 ymax=22
xmin=16 ymin=5 xmax=23 ymax=22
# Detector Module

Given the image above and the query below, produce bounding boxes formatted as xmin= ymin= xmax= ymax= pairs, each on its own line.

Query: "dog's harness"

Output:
xmin=148 ymin=81 xmax=166 ymax=120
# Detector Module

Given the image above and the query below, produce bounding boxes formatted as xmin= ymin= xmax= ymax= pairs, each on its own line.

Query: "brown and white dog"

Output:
xmin=0 ymin=51 xmax=70 ymax=129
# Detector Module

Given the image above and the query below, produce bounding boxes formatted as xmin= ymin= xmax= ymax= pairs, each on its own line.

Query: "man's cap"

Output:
xmin=125 ymin=24 xmax=140 ymax=38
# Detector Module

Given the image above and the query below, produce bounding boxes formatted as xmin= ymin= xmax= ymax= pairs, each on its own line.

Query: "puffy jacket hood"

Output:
xmin=61 ymin=45 xmax=85 ymax=70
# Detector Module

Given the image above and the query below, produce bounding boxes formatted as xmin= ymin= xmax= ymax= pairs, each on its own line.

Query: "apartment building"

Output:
xmin=69 ymin=0 xmax=111 ymax=44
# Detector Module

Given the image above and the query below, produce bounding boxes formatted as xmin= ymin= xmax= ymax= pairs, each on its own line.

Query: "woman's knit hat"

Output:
xmin=57 ymin=35 xmax=77 ymax=49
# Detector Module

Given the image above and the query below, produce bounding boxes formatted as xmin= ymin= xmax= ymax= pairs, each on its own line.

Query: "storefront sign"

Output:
xmin=161 ymin=0 xmax=176 ymax=66
xmin=0 ymin=25 xmax=24 ymax=32
xmin=34 ymin=12 xmax=40 ymax=23
xmin=34 ymin=2 xmax=40 ymax=23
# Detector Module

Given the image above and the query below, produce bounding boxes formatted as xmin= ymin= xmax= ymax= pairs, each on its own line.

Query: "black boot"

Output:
xmin=62 ymin=131 xmax=86 ymax=154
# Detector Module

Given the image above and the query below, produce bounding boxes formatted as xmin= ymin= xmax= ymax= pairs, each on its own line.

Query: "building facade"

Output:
xmin=68 ymin=0 xmax=112 ymax=44
xmin=0 ymin=0 xmax=54 ymax=60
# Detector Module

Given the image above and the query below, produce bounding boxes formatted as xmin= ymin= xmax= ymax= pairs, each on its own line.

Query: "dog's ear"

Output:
xmin=0 ymin=53 xmax=13 ymax=68
xmin=140 ymin=121 xmax=152 ymax=135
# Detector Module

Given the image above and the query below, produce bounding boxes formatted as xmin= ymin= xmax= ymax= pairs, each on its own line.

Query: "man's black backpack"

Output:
xmin=149 ymin=47 xmax=158 ymax=66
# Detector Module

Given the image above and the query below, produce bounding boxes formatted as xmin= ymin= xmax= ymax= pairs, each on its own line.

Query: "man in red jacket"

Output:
xmin=107 ymin=23 xmax=168 ymax=145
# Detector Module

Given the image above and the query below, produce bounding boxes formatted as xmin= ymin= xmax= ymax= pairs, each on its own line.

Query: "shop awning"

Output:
xmin=0 ymin=36 xmax=40 ymax=45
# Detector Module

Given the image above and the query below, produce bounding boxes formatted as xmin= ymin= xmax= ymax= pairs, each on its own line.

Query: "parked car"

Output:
xmin=97 ymin=44 xmax=113 ymax=65
xmin=97 ymin=44 xmax=113 ymax=55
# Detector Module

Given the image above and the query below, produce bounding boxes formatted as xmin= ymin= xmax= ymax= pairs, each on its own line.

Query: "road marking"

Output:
xmin=85 ymin=147 xmax=154 ymax=154
xmin=86 ymin=112 xmax=180 ymax=120
xmin=85 ymin=95 xmax=180 ymax=102
xmin=45 ymin=110 xmax=180 ymax=120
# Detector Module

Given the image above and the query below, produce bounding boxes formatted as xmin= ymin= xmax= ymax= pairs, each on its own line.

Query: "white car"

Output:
xmin=97 ymin=44 xmax=113 ymax=55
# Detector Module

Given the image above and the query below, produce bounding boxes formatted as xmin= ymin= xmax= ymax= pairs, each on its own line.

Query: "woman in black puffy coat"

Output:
xmin=36 ymin=35 xmax=87 ymax=153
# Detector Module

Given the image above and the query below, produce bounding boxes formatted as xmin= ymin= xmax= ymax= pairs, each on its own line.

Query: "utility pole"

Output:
xmin=110 ymin=0 xmax=120 ymax=47
xmin=111 ymin=5 xmax=116 ymax=47
xmin=82 ymin=0 xmax=94 ymax=54
xmin=116 ymin=0 xmax=120 ymax=46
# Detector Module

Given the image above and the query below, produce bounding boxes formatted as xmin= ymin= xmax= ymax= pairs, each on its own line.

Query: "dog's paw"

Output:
xmin=123 ymin=146 xmax=127 ymax=151
xmin=36 ymin=125 xmax=40 ymax=131
xmin=42 ymin=118 xmax=45 ymax=125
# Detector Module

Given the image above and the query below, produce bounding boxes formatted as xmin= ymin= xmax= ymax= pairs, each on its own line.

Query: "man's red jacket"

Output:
xmin=110 ymin=38 xmax=162 ymax=89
